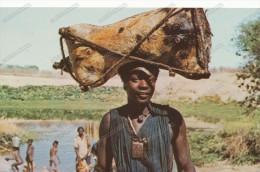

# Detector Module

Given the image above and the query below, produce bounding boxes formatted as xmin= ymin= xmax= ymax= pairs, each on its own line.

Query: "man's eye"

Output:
xmin=148 ymin=78 xmax=155 ymax=83
xmin=131 ymin=78 xmax=139 ymax=82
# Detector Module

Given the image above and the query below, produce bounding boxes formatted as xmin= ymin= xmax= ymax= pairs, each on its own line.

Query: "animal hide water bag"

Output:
xmin=53 ymin=8 xmax=212 ymax=92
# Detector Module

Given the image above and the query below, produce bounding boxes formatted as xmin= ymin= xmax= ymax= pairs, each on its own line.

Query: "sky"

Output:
xmin=0 ymin=7 xmax=259 ymax=70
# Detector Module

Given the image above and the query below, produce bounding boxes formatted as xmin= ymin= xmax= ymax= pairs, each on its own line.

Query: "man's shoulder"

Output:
xmin=74 ymin=135 xmax=81 ymax=141
xmin=150 ymin=102 xmax=181 ymax=116
xmin=101 ymin=106 xmax=119 ymax=118
xmin=102 ymin=104 xmax=127 ymax=119
xmin=150 ymin=102 xmax=169 ymax=110
xmin=150 ymin=102 xmax=183 ymax=125
xmin=100 ymin=105 xmax=127 ymax=133
xmin=108 ymin=104 xmax=127 ymax=113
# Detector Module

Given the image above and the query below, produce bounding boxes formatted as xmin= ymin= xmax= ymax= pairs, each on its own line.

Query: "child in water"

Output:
xmin=49 ymin=140 xmax=60 ymax=172
xmin=25 ymin=139 xmax=34 ymax=172
xmin=5 ymin=146 xmax=24 ymax=172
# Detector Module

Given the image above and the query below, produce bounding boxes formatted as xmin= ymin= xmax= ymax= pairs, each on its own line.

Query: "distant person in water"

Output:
xmin=74 ymin=126 xmax=91 ymax=172
xmin=25 ymin=139 xmax=34 ymax=172
xmin=49 ymin=140 xmax=60 ymax=172
xmin=5 ymin=146 xmax=24 ymax=172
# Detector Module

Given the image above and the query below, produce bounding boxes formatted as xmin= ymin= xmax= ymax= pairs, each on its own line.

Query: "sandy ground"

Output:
xmin=0 ymin=72 xmax=78 ymax=87
xmin=197 ymin=161 xmax=260 ymax=172
xmin=154 ymin=70 xmax=247 ymax=102
xmin=0 ymin=70 xmax=247 ymax=102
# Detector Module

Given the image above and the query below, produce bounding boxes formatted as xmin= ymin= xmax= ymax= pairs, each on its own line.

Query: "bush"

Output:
xmin=196 ymin=94 xmax=222 ymax=104
xmin=224 ymin=130 xmax=260 ymax=164
xmin=220 ymin=120 xmax=260 ymax=164
xmin=189 ymin=120 xmax=259 ymax=166
xmin=188 ymin=131 xmax=225 ymax=165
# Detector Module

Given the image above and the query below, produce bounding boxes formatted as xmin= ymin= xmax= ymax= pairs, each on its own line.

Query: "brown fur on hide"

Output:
xmin=54 ymin=8 xmax=212 ymax=89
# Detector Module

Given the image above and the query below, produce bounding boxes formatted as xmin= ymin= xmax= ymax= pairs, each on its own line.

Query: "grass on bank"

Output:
xmin=188 ymin=120 xmax=259 ymax=165
xmin=1 ymin=98 xmax=258 ymax=121
xmin=1 ymin=85 xmax=259 ymax=121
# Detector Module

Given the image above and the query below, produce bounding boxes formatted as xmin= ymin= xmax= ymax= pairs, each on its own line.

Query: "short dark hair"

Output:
xmin=77 ymin=126 xmax=84 ymax=132
xmin=53 ymin=140 xmax=59 ymax=145
xmin=118 ymin=62 xmax=160 ymax=82
xmin=28 ymin=139 xmax=33 ymax=143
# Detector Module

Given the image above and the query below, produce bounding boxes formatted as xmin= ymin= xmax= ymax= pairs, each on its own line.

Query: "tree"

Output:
xmin=233 ymin=16 xmax=260 ymax=112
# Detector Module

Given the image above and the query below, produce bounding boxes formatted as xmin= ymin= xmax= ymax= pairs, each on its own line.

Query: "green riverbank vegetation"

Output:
xmin=0 ymin=85 xmax=259 ymax=165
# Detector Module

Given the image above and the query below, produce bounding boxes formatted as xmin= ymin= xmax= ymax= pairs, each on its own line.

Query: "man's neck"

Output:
xmin=126 ymin=102 xmax=150 ymax=118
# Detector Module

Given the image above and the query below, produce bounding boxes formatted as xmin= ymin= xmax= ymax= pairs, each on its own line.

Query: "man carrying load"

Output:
xmin=95 ymin=62 xmax=196 ymax=172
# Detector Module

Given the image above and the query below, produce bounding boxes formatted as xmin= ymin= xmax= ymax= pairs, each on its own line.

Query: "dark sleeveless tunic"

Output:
xmin=109 ymin=103 xmax=173 ymax=172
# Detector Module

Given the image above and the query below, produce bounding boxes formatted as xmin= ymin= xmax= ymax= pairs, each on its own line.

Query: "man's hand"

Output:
xmin=77 ymin=157 xmax=84 ymax=163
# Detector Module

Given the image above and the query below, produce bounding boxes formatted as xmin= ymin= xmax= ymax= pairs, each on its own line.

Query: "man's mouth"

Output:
xmin=136 ymin=92 xmax=150 ymax=99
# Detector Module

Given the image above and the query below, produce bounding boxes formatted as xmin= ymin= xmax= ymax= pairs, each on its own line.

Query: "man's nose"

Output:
xmin=139 ymin=79 xmax=149 ymax=89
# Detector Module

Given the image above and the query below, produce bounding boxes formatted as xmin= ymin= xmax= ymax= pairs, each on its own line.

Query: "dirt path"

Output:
xmin=196 ymin=161 xmax=260 ymax=172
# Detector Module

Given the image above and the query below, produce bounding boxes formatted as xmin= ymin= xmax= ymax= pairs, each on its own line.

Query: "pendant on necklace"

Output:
xmin=137 ymin=115 xmax=143 ymax=123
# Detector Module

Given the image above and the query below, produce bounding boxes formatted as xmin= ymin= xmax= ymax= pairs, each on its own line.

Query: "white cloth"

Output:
xmin=12 ymin=136 xmax=20 ymax=147
xmin=74 ymin=135 xmax=89 ymax=159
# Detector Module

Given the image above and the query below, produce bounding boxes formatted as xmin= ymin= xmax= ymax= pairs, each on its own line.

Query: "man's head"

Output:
xmin=53 ymin=140 xmax=59 ymax=147
xmin=77 ymin=126 xmax=85 ymax=136
xmin=28 ymin=139 xmax=33 ymax=145
xmin=118 ymin=62 xmax=159 ymax=105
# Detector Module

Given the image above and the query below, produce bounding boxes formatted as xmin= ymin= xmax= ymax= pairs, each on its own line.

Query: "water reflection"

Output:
xmin=0 ymin=121 xmax=99 ymax=172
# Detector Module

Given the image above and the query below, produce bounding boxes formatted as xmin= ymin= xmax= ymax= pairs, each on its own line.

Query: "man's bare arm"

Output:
xmin=169 ymin=109 xmax=196 ymax=172
xmin=95 ymin=112 xmax=113 ymax=172
xmin=74 ymin=147 xmax=81 ymax=161
xmin=32 ymin=146 xmax=34 ymax=157
xmin=5 ymin=153 xmax=15 ymax=161
xmin=87 ymin=136 xmax=91 ymax=148
xmin=74 ymin=138 xmax=81 ymax=160
xmin=56 ymin=150 xmax=60 ymax=163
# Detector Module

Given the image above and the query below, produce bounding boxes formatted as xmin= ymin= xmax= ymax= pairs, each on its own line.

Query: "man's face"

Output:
xmin=78 ymin=128 xmax=84 ymax=136
xmin=54 ymin=143 xmax=58 ymax=148
xmin=28 ymin=140 xmax=32 ymax=145
xmin=124 ymin=67 xmax=156 ymax=105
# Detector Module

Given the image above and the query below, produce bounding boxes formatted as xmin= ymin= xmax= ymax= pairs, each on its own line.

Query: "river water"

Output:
xmin=0 ymin=121 xmax=98 ymax=172
xmin=0 ymin=121 xmax=181 ymax=172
